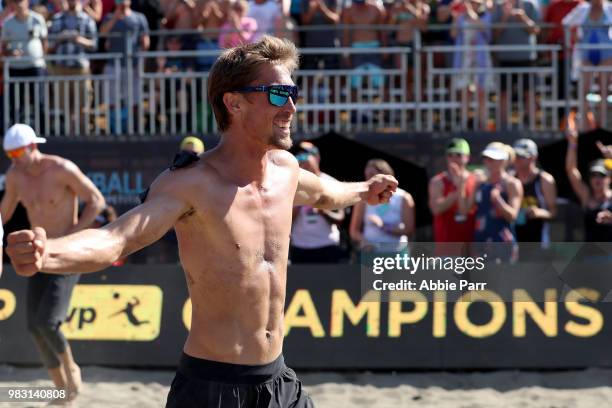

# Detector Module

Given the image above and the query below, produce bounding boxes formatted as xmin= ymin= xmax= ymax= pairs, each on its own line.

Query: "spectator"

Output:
xmin=164 ymin=0 xmax=196 ymax=30
xmin=48 ymin=0 xmax=98 ymax=133
xmin=157 ymin=35 xmax=195 ymax=129
xmin=563 ymin=0 xmax=612 ymax=130
xmin=131 ymin=0 xmax=164 ymax=52
xmin=274 ymin=11 xmax=299 ymax=44
xmin=290 ymin=142 xmax=345 ymax=263
xmin=350 ymin=159 xmax=414 ymax=252
xmin=429 ymin=138 xmax=477 ymax=254
xmin=82 ymin=0 xmax=103 ymax=22
xmin=542 ymin=0 xmax=582 ymax=121
xmin=1 ymin=0 xmax=47 ymax=124
xmin=511 ymin=138 xmax=557 ymax=252
xmin=179 ymin=135 xmax=205 ymax=154
xmin=491 ymin=0 xmax=540 ymax=128
xmin=100 ymin=0 xmax=149 ymax=126
xmin=450 ymin=0 xmax=492 ymax=129
xmin=342 ymin=0 xmax=386 ymax=89
xmin=219 ymin=0 xmax=258 ymax=48
xmin=565 ymin=123 xmax=612 ymax=241
xmin=193 ymin=0 xmax=226 ymax=71
xmin=299 ymin=0 xmax=340 ymax=69
xmin=247 ymin=0 xmax=282 ymax=42
xmin=0 ymin=1 xmax=15 ymax=28
xmin=388 ymin=0 xmax=430 ymax=100
xmin=424 ymin=0 xmax=454 ymax=68
xmin=463 ymin=142 xmax=522 ymax=263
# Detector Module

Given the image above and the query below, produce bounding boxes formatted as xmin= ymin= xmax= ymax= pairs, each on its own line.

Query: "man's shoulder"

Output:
xmin=29 ymin=11 xmax=47 ymax=25
xmin=538 ymin=170 xmax=556 ymax=185
xmin=3 ymin=15 xmax=19 ymax=29
xmin=269 ymin=149 xmax=298 ymax=168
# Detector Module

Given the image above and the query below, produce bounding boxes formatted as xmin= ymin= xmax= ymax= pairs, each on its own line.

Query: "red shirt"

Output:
xmin=432 ymin=171 xmax=477 ymax=243
xmin=544 ymin=0 xmax=582 ymax=58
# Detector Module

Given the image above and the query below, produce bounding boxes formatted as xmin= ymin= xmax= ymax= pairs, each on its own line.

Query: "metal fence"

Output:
xmin=3 ymin=24 xmax=612 ymax=138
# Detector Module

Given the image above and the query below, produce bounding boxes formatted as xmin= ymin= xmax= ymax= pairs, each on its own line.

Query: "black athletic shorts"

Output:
xmin=165 ymin=353 xmax=315 ymax=407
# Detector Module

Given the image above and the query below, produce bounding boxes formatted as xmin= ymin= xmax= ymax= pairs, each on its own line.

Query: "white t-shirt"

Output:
xmin=290 ymin=173 xmax=341 ymax=249
xmin=247 ymin=0 xmax=282 ymax=41
xmin=363 ymin=188 xmax=408 ymax=250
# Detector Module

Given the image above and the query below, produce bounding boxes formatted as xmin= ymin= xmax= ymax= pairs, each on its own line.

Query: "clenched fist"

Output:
xmin=364 ymin=174 xmax=398 ymax=205
xmin=7 ymin=227 xmax=47 ymax=277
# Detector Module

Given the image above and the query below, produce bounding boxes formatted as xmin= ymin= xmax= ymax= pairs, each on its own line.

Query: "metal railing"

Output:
xmin=3 ymin=23 xmax=612 ymax=137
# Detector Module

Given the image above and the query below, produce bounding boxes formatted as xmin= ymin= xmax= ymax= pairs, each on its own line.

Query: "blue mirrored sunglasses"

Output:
xmin=233 ymin=85 xmax=299 ymax=107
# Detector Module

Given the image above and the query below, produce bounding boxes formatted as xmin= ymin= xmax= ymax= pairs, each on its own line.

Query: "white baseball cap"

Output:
xmin=3 ymin=124 xmax=46 ymax=151
xmin=482 ymin=143 xmax=509 ymax=161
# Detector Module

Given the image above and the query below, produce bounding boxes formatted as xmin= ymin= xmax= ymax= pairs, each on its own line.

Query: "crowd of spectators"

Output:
xmin=290 ymin=130 xmax=612 ymax=264
xmin=1 ymin=0 xmax=612 ymax=130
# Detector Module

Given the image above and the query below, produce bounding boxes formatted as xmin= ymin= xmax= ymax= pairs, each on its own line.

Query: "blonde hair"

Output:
xmin=207 ymin=36 xmax=299 ymax=131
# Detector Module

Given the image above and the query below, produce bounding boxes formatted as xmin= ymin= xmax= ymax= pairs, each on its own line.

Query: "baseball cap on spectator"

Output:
xmin=3 ymin=124 xmax=46 ymax=151
xmin=482 ymin=142 xmax=509 ymax=161
xmin=589 ymin=159 xmax=610 ymax=176
xmin=446 ymin=138 xmax=470 ymax=155
xmin=513 ymin=138 xmax=538 ymax=158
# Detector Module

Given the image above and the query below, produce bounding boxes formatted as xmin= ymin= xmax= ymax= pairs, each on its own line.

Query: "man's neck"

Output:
xmin=25 ymin=153 xmax=44 ymax=176
xmin=516 ymin=165 xmax=537 ymax=181
xmin=15 ymin=10 xmax=29 ymax=21
xmin=215 ymin=134 xmax=270 ymax=186
xmin=489 ymin=170 xmax=504 ymax=184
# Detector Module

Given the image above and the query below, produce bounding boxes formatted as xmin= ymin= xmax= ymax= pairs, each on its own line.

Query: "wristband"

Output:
xmin=569 ymin=142 xmax=577 ymax=149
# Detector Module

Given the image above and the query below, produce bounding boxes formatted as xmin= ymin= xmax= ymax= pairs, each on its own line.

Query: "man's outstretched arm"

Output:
xmin=294 ymin=168 xmax=398 ymax=209
xmin=7 ymin=172 xmax=190 ymax=276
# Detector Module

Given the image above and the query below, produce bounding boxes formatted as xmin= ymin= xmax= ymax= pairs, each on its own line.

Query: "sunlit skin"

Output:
xmin=1 ymin=141 xmax=105 ymax=400
xmin=6 ymin=62 xmax=398 ymax=367
xmin=428 ymin=152 xmax=472 ymax=216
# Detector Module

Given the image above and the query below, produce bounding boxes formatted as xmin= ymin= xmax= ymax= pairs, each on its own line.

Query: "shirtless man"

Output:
xmin=1 ymin=123 xmax=106 ymax=400
xmin=341 ymin=0 xmax=386 ymax=68
xmin=6 ymin=37 xmax=397 ymax=407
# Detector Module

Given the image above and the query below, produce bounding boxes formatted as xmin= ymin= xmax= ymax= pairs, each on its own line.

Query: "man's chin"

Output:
xmin=270 ymin=133 xmax=293 ymax=150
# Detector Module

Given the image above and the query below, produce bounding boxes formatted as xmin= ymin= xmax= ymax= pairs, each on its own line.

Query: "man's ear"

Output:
xmin=223 ymin=92 xmax=243 ymax=116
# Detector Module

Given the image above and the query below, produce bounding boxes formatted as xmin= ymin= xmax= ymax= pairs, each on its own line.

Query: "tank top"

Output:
xmin=474 ymin=180 xmax=517 ymax=243
xmin=290 ymin=173 xmax=341 ymax=249
xmin=515 ymin=170 xmax=550 ymax=246
xmin=432 ymin=172 xmax=477 ymax=242
xmin=584 ymin=196 xmax=612 ymax=242
xmin=363 ymin=188 xmax=408 ymax=251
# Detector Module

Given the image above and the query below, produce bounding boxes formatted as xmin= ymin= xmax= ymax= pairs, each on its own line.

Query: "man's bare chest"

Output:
xmin=16 ymin=173 xmax=69 ymax=208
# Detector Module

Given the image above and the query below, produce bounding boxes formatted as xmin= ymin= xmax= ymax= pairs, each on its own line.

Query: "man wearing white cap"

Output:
xmin=512 ymin=138 xmax=557 ymax=251
xmin=0 ymin=123 xmax=105 ymax=400
xmin=460 ymin=142 xmax=523 ymax=263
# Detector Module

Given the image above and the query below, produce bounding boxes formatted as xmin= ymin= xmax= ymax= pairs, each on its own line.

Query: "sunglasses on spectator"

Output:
xmin=233 ymin=85 xmax=299 ymax=107
xmin=6 ymin=146 xmax=28 ymax=159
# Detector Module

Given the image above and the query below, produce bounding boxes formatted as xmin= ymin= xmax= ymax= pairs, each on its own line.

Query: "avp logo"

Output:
xmin=64 ymin=285 xmax=163 ymax=341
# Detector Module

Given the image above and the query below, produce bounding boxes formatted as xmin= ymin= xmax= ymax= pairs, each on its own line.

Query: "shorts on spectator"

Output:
xmin=351 ymin=63 xmax=384 ymax=89
xmin=103 ymin=64 xmax=140 ymax=107
xmin=48 ymin=65 xmax=93 ymax=116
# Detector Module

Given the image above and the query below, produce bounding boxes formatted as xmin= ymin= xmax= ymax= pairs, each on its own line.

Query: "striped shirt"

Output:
xmin=49 ymin=10 xmax=97 ymax=68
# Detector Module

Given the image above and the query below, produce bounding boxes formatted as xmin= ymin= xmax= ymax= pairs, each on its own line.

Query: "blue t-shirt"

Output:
xmin=102 ymin=11 xmax=149 ymax=64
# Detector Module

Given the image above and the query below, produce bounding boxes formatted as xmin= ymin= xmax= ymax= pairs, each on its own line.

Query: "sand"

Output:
xmin=1 ymin=365 xmax=611 ymax=408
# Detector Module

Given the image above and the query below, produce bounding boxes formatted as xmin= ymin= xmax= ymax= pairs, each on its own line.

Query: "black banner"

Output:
xmin=1 ymin=264 xmax=611 ymax=369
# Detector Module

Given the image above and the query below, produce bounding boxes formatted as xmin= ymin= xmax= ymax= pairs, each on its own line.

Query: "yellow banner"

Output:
xmin=63 ymin=285 xmax=163 ymax=341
